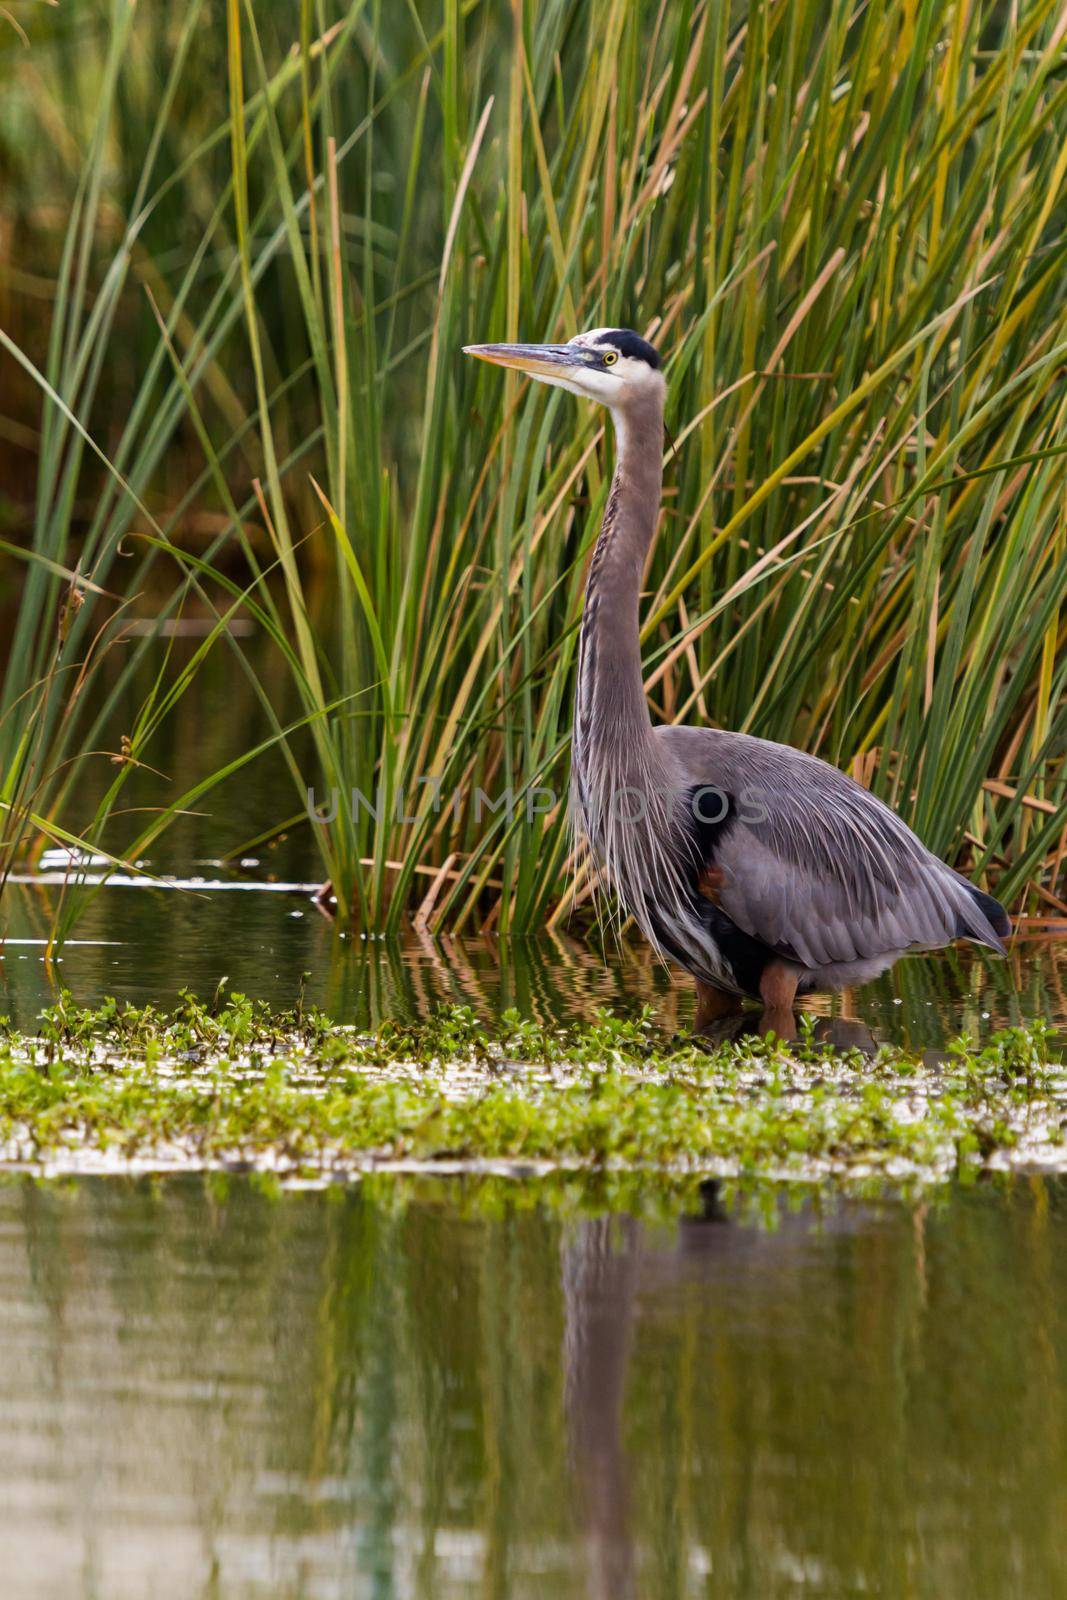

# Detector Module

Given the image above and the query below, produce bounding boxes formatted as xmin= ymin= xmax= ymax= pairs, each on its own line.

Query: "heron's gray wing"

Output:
xmin=655 ymin=727 xmax=1008 ymax=968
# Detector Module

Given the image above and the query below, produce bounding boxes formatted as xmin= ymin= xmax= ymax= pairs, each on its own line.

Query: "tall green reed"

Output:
xmin=1 ymin=0 xmax=1065 ymax=934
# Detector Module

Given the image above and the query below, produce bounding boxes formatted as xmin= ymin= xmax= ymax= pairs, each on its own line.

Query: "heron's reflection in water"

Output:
xmin=563 ymin=1216 xmax=641 ymax=1600
xmin=561 ymin=1183 xmax=880 ymax=1598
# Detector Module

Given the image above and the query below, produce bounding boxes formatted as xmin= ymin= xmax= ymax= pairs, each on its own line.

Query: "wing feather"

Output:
xmin=655 ymin=727 xmax=1008 ymax=969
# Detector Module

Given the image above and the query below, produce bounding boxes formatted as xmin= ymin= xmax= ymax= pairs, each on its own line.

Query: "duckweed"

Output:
xmin=0 ymin=990 xmax=1062 ymax=1186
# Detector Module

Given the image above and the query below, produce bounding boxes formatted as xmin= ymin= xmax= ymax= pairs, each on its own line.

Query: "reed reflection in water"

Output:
xmin=2 ymin=1174 xmax=1067 ymax=1598
xmin=2 ymin=876 xmax=1066 ymax=1048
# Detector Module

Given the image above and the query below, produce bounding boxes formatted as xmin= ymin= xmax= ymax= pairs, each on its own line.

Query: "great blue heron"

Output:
xmin=465 ymin=328 xmax=1010 ymax=1027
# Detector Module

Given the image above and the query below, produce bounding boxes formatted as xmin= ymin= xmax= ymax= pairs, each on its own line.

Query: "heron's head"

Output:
xmin=463 ymin=327 xmax=664 ymax=411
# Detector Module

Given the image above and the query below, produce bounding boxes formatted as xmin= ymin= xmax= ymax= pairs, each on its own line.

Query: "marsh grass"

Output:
xmin=1 ymin=0 xmax=1066 ymax=936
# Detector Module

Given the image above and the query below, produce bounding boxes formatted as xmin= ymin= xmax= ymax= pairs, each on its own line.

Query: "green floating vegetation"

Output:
xmin=0 ymin=989 xmax=1063 ymax=1187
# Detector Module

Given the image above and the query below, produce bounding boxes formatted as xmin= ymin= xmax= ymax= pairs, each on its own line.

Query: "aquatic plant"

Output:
xmin=0 ymin=990 xmax=1062 ymax=1184
xmin=1 ymin=0 xmax=1066 ymax=932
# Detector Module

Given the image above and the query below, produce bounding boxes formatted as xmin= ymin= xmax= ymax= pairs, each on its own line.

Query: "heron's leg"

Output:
xmin=694 ymin=979 xmax=741 ymax=1030
xmin=758 ymin=960 xmax=799 ymax=1014
xmin=758 ymin=1007 xmax=798 ymax=1042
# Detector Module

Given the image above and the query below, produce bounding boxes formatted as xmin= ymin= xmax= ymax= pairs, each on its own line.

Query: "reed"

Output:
xmin=1 ymin=0 xmax=1065 ymax=934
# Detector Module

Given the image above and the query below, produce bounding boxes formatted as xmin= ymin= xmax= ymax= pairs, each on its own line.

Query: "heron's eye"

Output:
xmin=603 ymin=351 xmax=618 ymax=366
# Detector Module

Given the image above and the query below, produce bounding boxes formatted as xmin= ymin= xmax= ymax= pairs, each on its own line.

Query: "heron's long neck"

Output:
xmin=573 ymin=394 xmax=663 ymax=783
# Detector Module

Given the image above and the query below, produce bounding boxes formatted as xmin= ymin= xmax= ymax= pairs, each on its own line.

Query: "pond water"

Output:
xmin=2 ymin=874 xmax=1066 ymax=1048
xmin=2 ymin=1170 xmax=1067 ymax=1598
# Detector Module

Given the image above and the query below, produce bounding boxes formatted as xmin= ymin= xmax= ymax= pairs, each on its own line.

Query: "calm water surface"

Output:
xmin=1 ymin=875 xmax=1066 ymax=1047
xmin=2 ymin=1172 xmax=1067 ymax=1599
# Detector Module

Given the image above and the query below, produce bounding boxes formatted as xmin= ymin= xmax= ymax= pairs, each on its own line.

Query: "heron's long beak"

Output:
xmin=463 ymin=342 xmax=592 ymax=378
